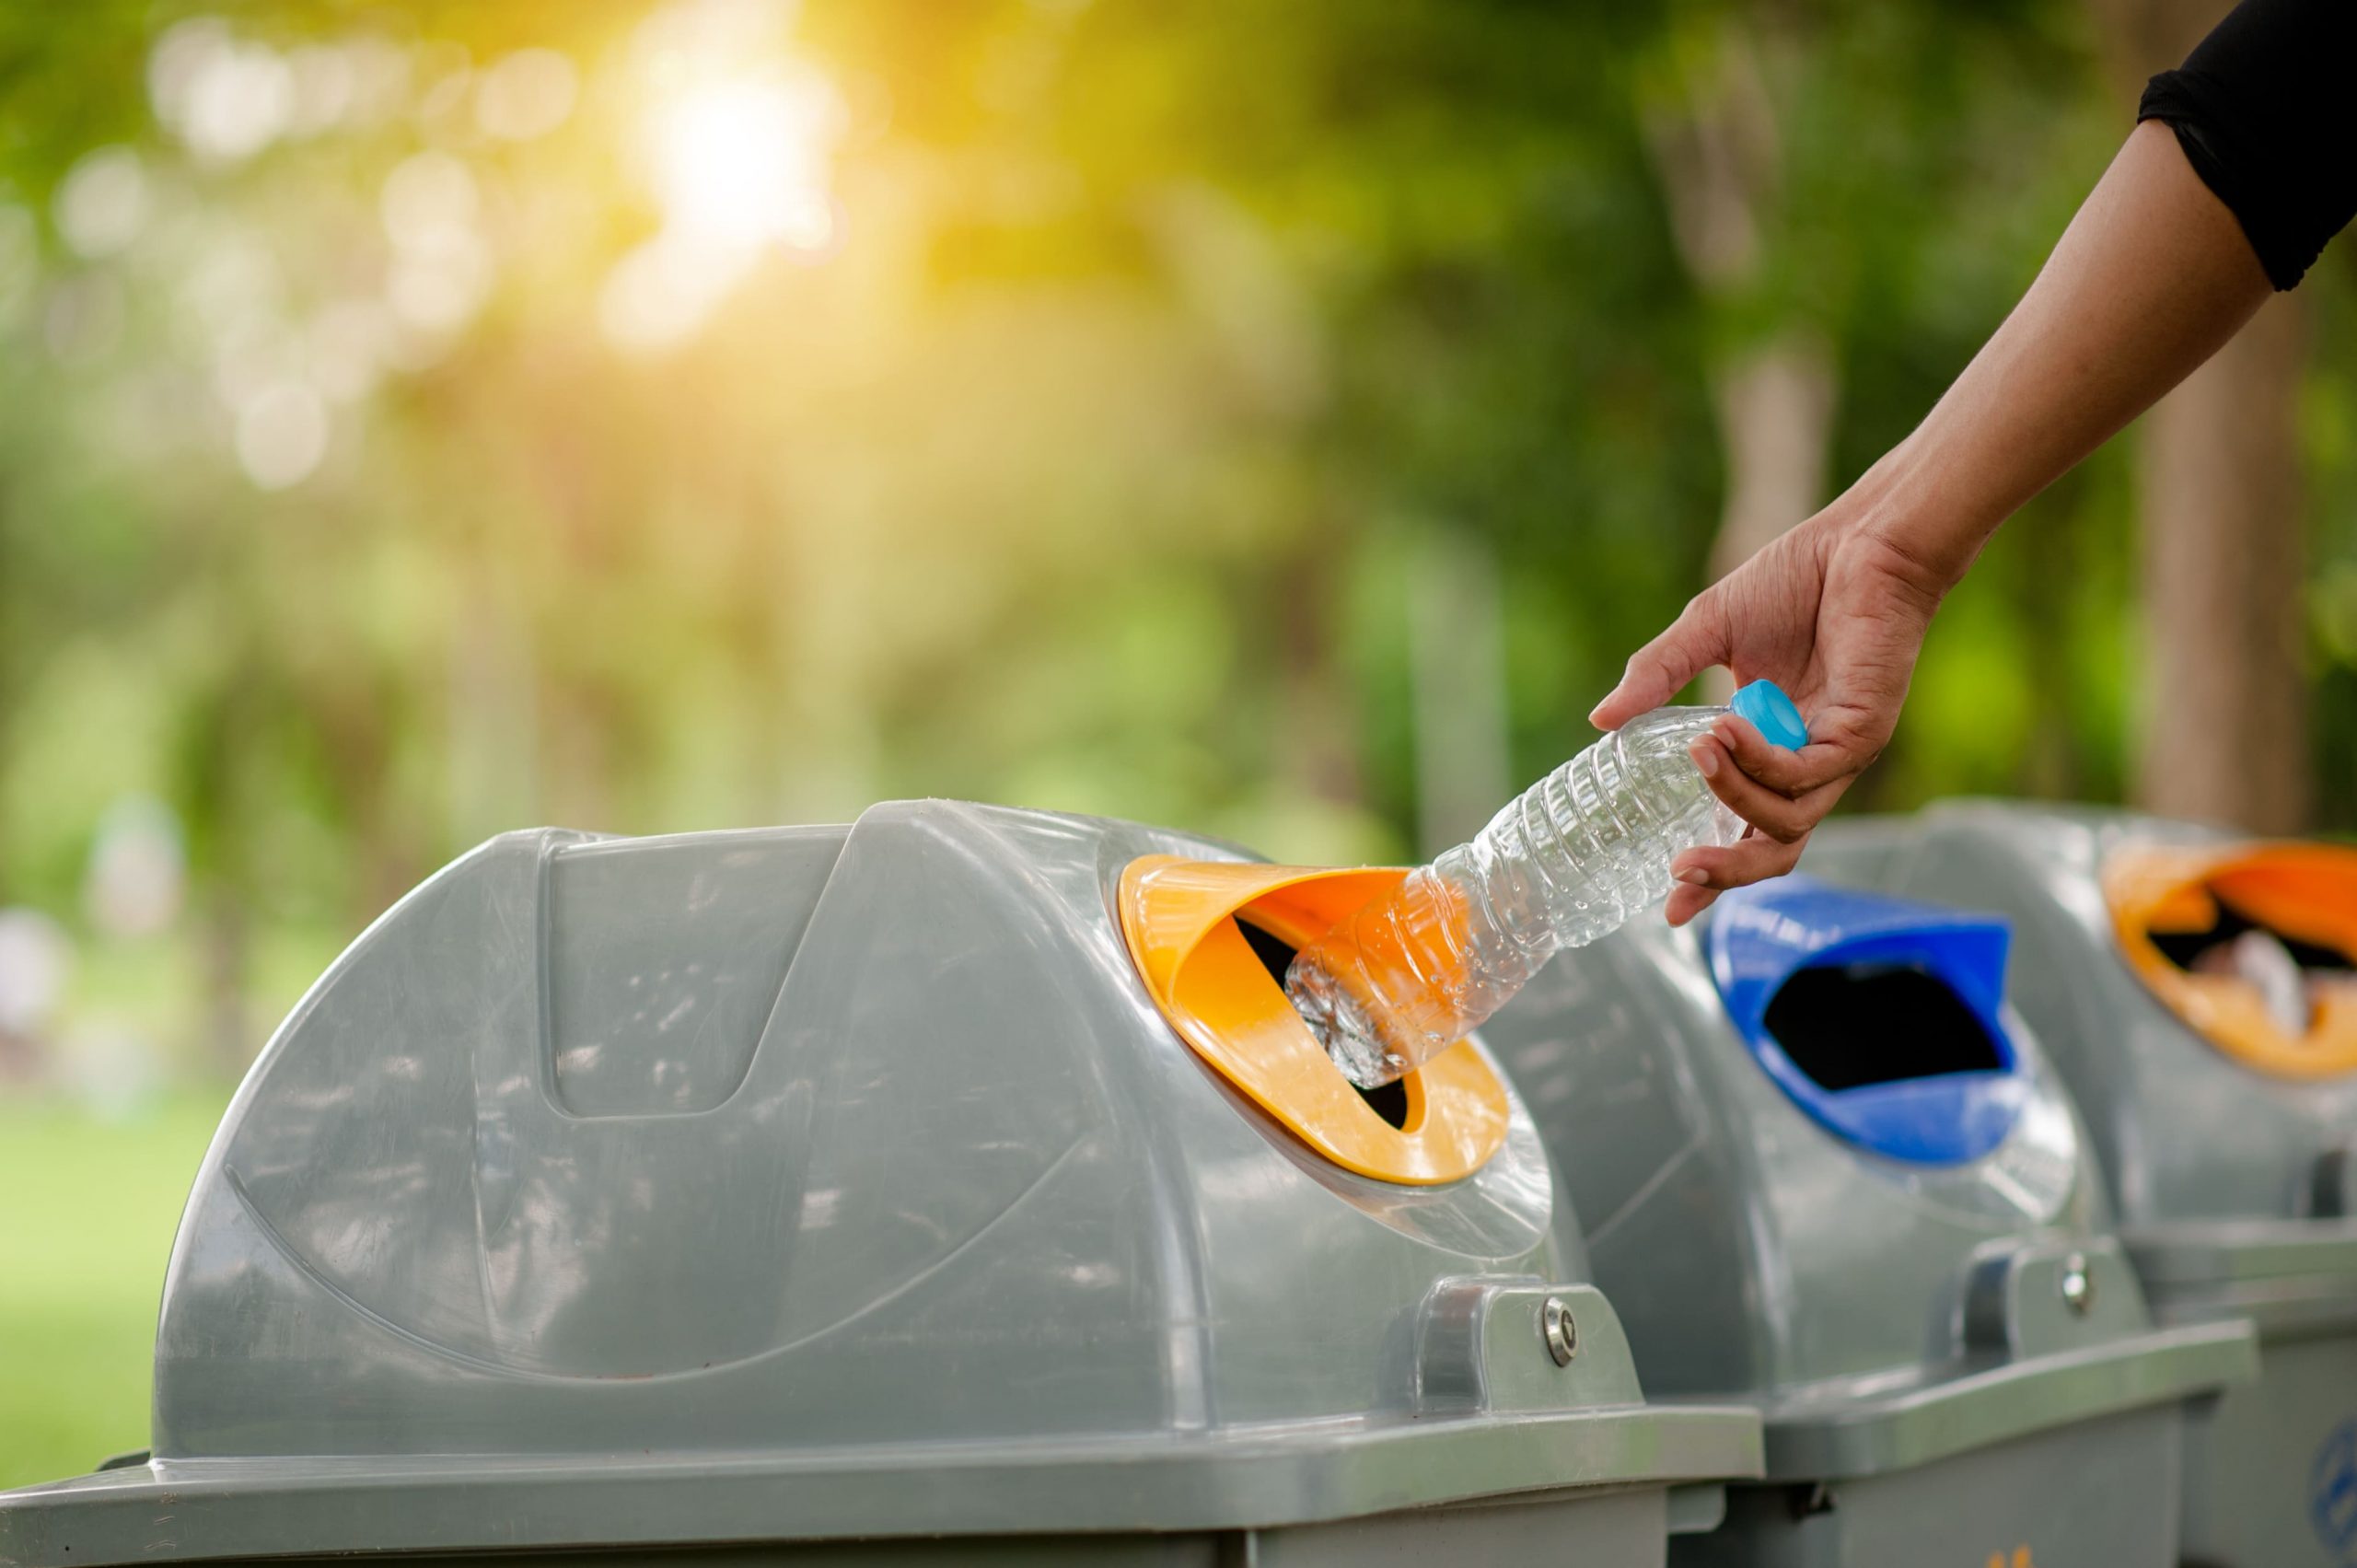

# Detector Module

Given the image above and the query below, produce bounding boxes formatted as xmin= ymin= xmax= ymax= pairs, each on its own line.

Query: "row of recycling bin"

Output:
xmin=4 ymin=798 xmax=2355 ymax=1566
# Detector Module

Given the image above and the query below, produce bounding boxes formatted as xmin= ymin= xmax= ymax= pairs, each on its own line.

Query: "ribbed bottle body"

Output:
xmin=1286 ymin=706 xmax=1741 ymax=1088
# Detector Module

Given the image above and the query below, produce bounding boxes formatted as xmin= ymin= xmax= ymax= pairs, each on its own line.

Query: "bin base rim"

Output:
xmin=0 ymin=1403 xmax=1765 ymax=1568
xmin=1747 ymin=1318 xmax=2256 ymax=1481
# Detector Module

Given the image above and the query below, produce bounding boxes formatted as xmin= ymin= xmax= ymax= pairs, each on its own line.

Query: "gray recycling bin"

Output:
xmin=1480 ymin=874 xmax=2257 ymax=1566
xmin=0 ymin=800 xmax=1760 ymax=1568
xmin=1810 ymin=801 xmax=2357 ymax=1568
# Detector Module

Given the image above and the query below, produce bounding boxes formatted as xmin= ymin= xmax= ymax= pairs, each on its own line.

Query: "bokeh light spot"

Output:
xmin=235 ymin=381 xmax=329 ymax=489
xmin=308 ymin=301 xmax=394 ymax=402
xmin=598 ymin=232 xmax=749 ymax=353
xmin=379 ymin=151 xmax=479 ymax=248
xmin=285 ymin=43 xmax=357 ymax=137
xmin=649 ymin=72 xmax=841 ymax=249
xmin=475 ymin=49 xmax=579 ymax=141
xmin=151 ymin=20 xmax=294 ymax=165
xmin=598 ymin=11 xmax=848 ymax=353
xmin=55 ymin=147 xmax=149 ymax=259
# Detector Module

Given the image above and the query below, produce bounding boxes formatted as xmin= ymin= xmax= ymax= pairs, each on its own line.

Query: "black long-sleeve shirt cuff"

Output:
xmin=2136 ymin=0 xmax=2357 ymax=292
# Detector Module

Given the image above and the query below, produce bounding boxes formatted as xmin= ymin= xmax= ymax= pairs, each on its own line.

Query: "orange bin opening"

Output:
xmin=2105 ymin=842 xmax=2357 ymax=1079
xmin=1118 ymin=854 xmax=1509 ymax=1185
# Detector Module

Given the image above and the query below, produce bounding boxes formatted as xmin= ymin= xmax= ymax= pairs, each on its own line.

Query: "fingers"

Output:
xmin=1706 ymin=713 xmax=1856 ymax=796
xmin=1588 ymin=592 xmax=1731 ymax=732
xmin=1688 ymin=732 xmax=1852 ymax=844
xmin=1665 ymin=880 xmax=1721 ymax=926
xmin=1660 ymin=713 xmax=1853 ymax=928
xmin=1665 ymin=830 xmax=1811 ymax=927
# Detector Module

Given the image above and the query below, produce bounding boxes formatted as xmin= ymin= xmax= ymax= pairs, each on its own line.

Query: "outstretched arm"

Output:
xmin=1594 ymin=115 xmax=2271 ymax=925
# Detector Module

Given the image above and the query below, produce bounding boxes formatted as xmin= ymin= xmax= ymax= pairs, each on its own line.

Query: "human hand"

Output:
xmin=1578 ymin=114 xmax=2279 ymax=930
xmin=1588 ymin=503 xmax=1957 ymax=926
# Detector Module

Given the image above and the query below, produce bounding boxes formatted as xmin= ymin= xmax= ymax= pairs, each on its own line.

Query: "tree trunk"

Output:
xmin=447 ymin=573 xmax=540 ymax=846
xmin=1408 ymin=531 xmax=1510 ymax=854
xmin=1703 ymin=336 xmax=1837 ymax=700
xmin=1147 ymin=182 xmax=1359 ymax=827
xmin=2136 ymin=296 xmax=2310 ymax=830
xmin=198 ymin=880 xmax=251 ymax=1074
xmin=1644 ymin=25 xmax=1840 ymax=703
xmin=2093 ymin=0 xmax=2312 ymax=832
xmin=1271 ymin=528 xmax=1363 ymax=818
xmin=1708 ymin=336 xmax=1838 ymax=583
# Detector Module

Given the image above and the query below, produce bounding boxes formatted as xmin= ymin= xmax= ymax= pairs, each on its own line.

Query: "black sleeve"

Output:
xmin=2137 ymin=0 xmax=2357 ymax=291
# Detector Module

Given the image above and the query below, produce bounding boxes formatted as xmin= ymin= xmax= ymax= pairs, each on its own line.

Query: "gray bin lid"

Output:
xmin=1482 ymin=892 xmax=2255 ymax=1483
xmin=1809 ymin=802 xmax=2357 ymax=1308
xmin=0 ymin=801 xmax=1759 ymax=1565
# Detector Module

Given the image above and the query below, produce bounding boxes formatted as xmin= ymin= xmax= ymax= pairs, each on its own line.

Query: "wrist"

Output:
xmin=1825 ymin=436 xmax=2000 ymax=596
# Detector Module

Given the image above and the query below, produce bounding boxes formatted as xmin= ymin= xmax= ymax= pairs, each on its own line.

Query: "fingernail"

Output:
xmin=1677 ymin=867 xmax=1710 ymax=885
xmin=1689 ymin=741 xmax=1719 ymax=777
xmin=1712 ymin=718 xmax=1739 ymax=747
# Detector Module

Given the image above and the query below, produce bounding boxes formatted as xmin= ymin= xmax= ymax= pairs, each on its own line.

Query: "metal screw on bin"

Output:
xmin=2060 ymin=1251 xmax=2094 ymax=1317
xmin=1541 ymin=1295 xmax=1579 ymax=1366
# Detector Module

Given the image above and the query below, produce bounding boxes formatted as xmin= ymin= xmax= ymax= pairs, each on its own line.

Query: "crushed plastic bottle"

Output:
xmin=1286 ymin=679 xmax=1810 ymax=1089
xmin=2192 ymin=927 xmax=2313 ymax=1038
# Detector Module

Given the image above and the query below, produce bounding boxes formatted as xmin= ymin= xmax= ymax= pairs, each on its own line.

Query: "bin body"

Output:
xmin=1811 ymin=803 xmax=2357 ymax=1568
xmin=1675 ymin=1405 xmax=2184 ymax=1568
xmin=1480 ymin=876 xmax=2253 ymax=1566
xmin=0 ymin=801 xmax=1759 ymax=1567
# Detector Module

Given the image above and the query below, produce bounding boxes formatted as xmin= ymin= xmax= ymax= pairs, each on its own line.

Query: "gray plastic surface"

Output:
xmin=1480 ymin=899 xmax=2252 ymax=1564
xmin=0 ymin=1491 xmax=1682 ymax=1568
xmin=0 ymin=801 xmax=1760 ymax=1567
xmin=1671 ymin=1404 xmax=2184 ymax=1568
xmin=1809 ymin=802 xmax=2357 ymax=1229
xmin=1809 ymin=801 xmax=2357 ymax=1568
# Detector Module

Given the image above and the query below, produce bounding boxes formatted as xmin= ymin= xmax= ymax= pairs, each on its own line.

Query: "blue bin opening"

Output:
xmin=1708 ymin=877 xmax=2026 ymax=1167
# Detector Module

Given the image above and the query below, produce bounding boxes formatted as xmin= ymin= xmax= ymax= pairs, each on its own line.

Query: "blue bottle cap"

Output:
xmin=1730 ymin=679 xmax=1809 ymax=751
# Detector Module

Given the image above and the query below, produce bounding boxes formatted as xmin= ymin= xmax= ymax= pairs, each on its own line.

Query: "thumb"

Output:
xmin=1587 ymin=592 xmax=1730 ymax=731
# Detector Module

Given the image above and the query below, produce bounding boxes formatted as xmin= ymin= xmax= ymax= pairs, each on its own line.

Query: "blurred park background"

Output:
xmin=0 ymin=0 xmax=2348 ymax=1491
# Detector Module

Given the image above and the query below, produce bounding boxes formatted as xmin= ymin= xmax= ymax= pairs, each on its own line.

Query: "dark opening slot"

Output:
xmin=2147 ymin=895 xmax=2355 ymax=975
xmin=1235 ymin=917 xmax=1411 ymax=1131
xmin=1764 ymin=962 xmax=2004 ymax=1092
xmin=1236 ymin=918 xmax=1300 ymax=988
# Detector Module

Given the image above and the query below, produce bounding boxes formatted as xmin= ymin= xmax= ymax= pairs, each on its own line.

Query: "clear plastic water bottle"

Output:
xmin=1286 ymin=679 xmax=1810 ymax=1089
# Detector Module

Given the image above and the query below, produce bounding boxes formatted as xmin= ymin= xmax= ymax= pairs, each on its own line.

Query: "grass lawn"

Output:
xmin=0 ymin=1090 xmax=232 ymax=1491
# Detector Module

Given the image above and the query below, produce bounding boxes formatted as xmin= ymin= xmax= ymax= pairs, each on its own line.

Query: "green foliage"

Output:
xmin=0 ymin=1091 xmax=230 ymax=1490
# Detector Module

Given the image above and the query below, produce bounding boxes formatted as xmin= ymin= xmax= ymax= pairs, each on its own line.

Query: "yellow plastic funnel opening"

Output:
xmin=2105 ymin=842 xmax=2357 ymax=1079
xmin=1118 ymin=854 xmax=1510 ymax=1185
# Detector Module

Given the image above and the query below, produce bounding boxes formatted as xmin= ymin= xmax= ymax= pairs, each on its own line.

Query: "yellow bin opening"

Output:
xmin=1118 ymin=854 xmax=1510 ymax=1185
